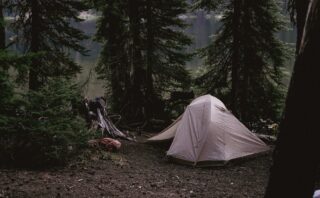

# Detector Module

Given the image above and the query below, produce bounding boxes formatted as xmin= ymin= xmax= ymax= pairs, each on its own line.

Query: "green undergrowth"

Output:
xmin=0 ymin=79 xmax=91 ymax=168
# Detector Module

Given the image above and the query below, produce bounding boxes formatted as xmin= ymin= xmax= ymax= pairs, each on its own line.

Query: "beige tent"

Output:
xmin=147 ymin=94 xmax=269 ymax=166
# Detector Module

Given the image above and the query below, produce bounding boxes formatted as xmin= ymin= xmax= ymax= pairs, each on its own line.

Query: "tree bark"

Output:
xmin=295 ymin=0 xmax=310 ymax=53
xmin=127 ymin=0 xmax=145 ymax=121
xmin=231 ymin=0 xmax=242 ymax=116
xmin=107 ymin=0 xmax=124 ymax=112
xmin=29 ymin=0 xmax=41 ymax=90
xmin=145 ymin=0 xmax=154 ymax=120
xmin=265 ymin=0 xmax=320 ymax=197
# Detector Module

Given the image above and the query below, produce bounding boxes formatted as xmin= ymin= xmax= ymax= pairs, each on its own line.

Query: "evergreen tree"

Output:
xmin=0 ymin=50 xmax=31 ymax=132
xmin=192 ymin=0 xmax=222 ymax=11
xmin=0 ymin=0 xmax=5 ymax=49
xmin=0 ymin=52 xmax=14 ymax=116
xmin=265 ymin=0 xmax=320 ymax=196
xmin=196 ymin=0 xmax=287 ymax=125
xmin=11 ymin=0 xmax=89 ymax=90
xmin=1 ymin=1 xmax=91 ymax=167
xmin=94 ymin=0 xmax=192 ymax=124
xmin=143 ymin=0 xmax=192 ymax=120
xmin=0 ymin=76 xmax=90 ymax=167
xmin=0 ymin=53 xmax=15 ymax=136
xmin=93 ymin=0 xmax=131 ymax=113
xmin=0 ymin=45 xmax=90 ymax=168
xmin=93 ymin=0 xmax=146 ymax=122
xmin=125 ymin=0 xmax=146 ymax=122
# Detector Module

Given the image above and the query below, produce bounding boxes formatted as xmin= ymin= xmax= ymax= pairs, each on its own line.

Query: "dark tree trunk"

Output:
xmin=231 ymin=0 xmax=242 ymax=116
xmin=145 ymin=0 xmax=154 ymax=120
xmin=29 ymin=0 xmax=41 ymax=90
xmin=107 ymin=1 xmax=123 ymax=112
xmin=240 ymin=4 xmax=251 ymax=123
xmin=265 ymin=0 xmax=320 ymax=197
xmin=240 ymin=62 xmax=249 ymax=122
xmin=295 ymin=0 xmax=310 ymax=53
xmin=127 ymin=0 xmax=145 ymax=121
xmin=128 ymin=0 xmax=143 ymax=80
xmin=0 ymin=0 xmax=5 ymax=50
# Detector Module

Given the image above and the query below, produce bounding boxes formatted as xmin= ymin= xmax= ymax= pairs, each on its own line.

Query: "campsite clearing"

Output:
xmin=0 ymin=137 xmax=272 ymax=198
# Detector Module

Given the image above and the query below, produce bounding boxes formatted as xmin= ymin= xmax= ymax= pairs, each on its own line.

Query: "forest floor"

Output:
xmin=0 ymin=134 xmax=274 ymax=198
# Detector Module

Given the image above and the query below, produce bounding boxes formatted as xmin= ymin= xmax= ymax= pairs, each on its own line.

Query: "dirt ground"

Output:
xmin=0 ymin=136 xmax=273 ymax=198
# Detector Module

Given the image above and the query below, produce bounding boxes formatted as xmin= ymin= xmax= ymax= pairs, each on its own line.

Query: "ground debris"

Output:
xmin=0 ymin=139 xmax=276 ymax=197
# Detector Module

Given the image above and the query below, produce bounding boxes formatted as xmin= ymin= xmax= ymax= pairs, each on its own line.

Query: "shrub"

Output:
xmin=0 ymin=78 xmax=90 ymax=168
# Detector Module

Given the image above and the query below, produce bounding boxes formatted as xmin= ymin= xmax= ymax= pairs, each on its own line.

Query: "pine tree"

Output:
xmin=11 ymin=0 xmax=89 ymax=90
xmin=196 ymin=0 xmax=287 ymax=125
xmin=1 ymin=48 xmax=90 ymax=167
xmin=126 ymin=0 xmax=146 ymax=121
xmin=192 ymin=0 xmax=222 ymax=11
xmin=1 ymin=1 xmax=91 ymax=167
xmin=0 ymin=0 xmax=5 ymax=50
xmin=93 ymin=0 xmax=130 ymax=112
xmin=0 ymin=52 xmax=14 ymax=112
xmin=0 ymin=50 xmax=31 ymax=131
xmin=143 ymin=0 xmax=192 ymax=120
xmin=94 ymin=0 xmax=192 ymax=124
xmin=265 ymin=0 xmax=320 ymax=196
xmin=0 ymin=51 xmax=14 ymax=130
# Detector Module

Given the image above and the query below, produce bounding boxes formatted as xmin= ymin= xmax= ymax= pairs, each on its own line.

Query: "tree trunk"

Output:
xmin=107 ymin=0 xmax=124 ymax=112
xmin=265 ymin=0 xmax=320 ymax=197
xmin=295 ymin=0 xmax=310 ymax=53
xmin=0 ymin=0 xmax=5 ymax=50
xmin=145 ymin=0 xmax=154 ymax=120
xmin=240 ymin=61 xmax=249 ymax=122
xmin=127 ymin=0 xmax=145 ymax=121
xmin=29 ymin=0 xmax=41 ymax=90
xmin=231 ymin=0 xmax=242 ymax=116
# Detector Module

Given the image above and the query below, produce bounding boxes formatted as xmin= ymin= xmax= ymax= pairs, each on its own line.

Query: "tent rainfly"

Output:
xmin=147 ymin=94 xmax=269 ymax=166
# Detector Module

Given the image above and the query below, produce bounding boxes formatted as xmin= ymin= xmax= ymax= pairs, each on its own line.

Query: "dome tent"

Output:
xmin=147 ymin=95 xmax=269 ymax=166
